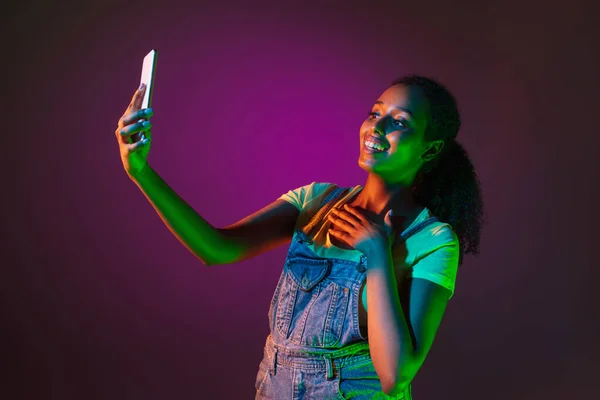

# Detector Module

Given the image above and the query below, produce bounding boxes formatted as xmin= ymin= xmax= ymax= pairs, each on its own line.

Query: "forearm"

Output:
xmin=365 ymin=245 xmax=417 ymax=394
xmin=129 ymin=165 xmax=240 ymax=265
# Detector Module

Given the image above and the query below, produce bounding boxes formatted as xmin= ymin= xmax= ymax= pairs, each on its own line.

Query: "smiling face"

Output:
xmin=358 ymin=84 xmax=439 ymax=185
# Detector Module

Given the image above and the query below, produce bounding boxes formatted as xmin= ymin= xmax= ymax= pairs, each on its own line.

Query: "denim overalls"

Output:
xmin=255 ymin=186 xmax=440 ymax=400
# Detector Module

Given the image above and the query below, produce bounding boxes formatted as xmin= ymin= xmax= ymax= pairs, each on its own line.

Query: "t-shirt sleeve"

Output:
xmin=410 ymin=224 xmax=460 ymax=299
xmin=277 ymin=181 xmax=335 ymax=212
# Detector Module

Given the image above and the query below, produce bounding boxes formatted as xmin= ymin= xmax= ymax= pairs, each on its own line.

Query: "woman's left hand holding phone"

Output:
xmin=114 ymin=83 xmax=154 ymax=180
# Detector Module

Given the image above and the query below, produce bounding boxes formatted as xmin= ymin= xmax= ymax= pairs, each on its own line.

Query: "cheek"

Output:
xmin=390 ymin=142 xmax=420 ymax=165
xmin=390 ymin=133 xmax=418 ymax=152
xmin=399 ymin=145 xmax=423 ymax=167
xmin=359 ymin=122 xmax=369 ymax=136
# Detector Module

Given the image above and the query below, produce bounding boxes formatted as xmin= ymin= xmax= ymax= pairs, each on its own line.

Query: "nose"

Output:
xmin=372 ymin=118 xmax=387 ymax=136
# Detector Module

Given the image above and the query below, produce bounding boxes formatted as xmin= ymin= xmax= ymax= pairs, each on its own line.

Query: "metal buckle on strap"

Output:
xmin=323 ymin=353 xmax=334 ymax=380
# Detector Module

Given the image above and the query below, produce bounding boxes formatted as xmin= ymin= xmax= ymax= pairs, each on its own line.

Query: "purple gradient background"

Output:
xmin=1 ymin=0 xmax=599 ymax=398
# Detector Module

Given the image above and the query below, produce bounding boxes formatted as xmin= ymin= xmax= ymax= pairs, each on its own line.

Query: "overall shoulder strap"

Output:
xmin=397 ymin=216 xmax=440 ymax=244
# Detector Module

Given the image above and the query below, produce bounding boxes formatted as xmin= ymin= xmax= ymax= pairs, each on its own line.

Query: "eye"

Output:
xmin=393 ymin=119 xmax=408 ymax=128
xmin=368 ymin=112 xmax=408 ymax=128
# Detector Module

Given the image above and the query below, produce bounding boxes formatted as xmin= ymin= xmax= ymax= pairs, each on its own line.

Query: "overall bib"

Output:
xmin=255 ymin=186 xmax=439 ymax=400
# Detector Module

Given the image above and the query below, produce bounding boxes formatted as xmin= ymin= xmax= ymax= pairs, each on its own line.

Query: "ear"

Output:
xmin=421 ymin=140 xmax=445 ymax=163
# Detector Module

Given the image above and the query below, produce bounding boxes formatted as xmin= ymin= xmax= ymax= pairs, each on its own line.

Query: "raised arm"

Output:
xmin=116 ymin=84 xmax=299 ymax=266
xmin=216 ymin=198 xmax=300 ymax=264
xmin=131 ymin=166 xmax=299 ymax=266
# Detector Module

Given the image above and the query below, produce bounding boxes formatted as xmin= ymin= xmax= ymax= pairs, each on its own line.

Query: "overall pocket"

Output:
xmin=275 ymin=256 xmax=350 ymax=347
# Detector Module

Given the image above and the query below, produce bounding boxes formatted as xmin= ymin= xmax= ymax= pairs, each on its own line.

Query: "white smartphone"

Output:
xmin=130 ymin=49 xmax=157 ymax=143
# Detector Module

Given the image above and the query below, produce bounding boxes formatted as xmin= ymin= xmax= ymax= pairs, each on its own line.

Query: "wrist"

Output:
xmin=363 ymin=240 xmax=391 ymax=260
xmin=129 ymin=163 xmax=151 ymax=182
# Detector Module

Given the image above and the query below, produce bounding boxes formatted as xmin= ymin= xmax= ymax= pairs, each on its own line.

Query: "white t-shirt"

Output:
xmin=278 ymin=181 xmax=460 ymax=299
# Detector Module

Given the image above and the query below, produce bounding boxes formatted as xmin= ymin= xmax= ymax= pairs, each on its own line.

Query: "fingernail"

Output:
xmin=139 ymin=83 xmax=145 ymax=90
xmin=144 ymin=108 xmax=153 ymax=115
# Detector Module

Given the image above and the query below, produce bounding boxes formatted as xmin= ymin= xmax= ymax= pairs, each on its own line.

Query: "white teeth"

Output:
xmin=365 ymin=140 xmax=388 ymax=151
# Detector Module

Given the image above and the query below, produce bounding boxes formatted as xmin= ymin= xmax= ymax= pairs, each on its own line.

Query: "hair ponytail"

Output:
xmin=411 ymin=138 xmax=484 ymax=266
xmin=390 ymin=75 xmax=486 ymax=266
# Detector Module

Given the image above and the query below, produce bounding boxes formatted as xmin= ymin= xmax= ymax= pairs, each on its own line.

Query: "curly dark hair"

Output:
xmin=390 ymin=75 xmax=485 ymax=266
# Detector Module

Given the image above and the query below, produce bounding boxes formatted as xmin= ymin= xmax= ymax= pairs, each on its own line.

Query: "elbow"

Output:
xmin=195 ymin=244 xmax=240 ymax=266
xmin=195 ymin=252 xmax=217 ymax=267
xmin=196 ymin=254 xmax=223 ymax=267
xmin=382 ymin=378 xmax=410 ymax=397
xmin=379 ymin=370 xmax=403 ymax=397
xmin=198 ymin=252 xmax=239 ymax=267
xmin=192 ymin=231 xmax=244 ymax=267
xmin=381 ymin=359 xmax=418 ymax=396
xmin=381 ymin=379 xmax=396 ymax=396
xmin=199 ymin=256 xmax=227 ymax=267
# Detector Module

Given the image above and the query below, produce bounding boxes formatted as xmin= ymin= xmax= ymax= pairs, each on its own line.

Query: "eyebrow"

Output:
xmin=374 ymin=101 xmax=415 ymax=119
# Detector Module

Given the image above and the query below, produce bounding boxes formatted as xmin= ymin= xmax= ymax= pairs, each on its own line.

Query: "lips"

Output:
xmin=364 ymin=134 xmax=390 ymax=152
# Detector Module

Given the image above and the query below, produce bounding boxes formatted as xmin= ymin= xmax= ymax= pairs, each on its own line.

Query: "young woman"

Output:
xmin=115 ymin=75 xmax=484 ymax=399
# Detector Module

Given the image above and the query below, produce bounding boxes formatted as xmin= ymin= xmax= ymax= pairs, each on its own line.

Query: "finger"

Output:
xmin=116 ymin=120 xmax=151 ymax=141
xmin=116 ymin=120 xmax=152 ymax=142
xmin=127 ymin=84 xmax=147 ymax=113
xmin=342 ymin=204 xmax=369 ymax=224
xmin=328 ymin=213 xmax=357 ymax=232
xmin=328 ymin=228 xmax=352 ymax=245
xmin=121 ymin=108 xmax=153 ymax=126
xmin=124 ymin=136 xmax=150 ymax=152
xmin=331 ymin=207 xmax=362 ymax=227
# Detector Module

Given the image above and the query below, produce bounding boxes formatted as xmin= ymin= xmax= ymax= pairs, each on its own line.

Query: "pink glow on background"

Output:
xmin=1 ymin=0 xmax=598 ymax=398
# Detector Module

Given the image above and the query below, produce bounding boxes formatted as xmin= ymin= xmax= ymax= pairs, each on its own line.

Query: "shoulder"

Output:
xmin=406 ymin=211 xmax=459 ymax=258
xmin=278 ymin=181 xmax=339 ymax=211
xmin=405 ymin=215 xmax=460 ymax=298
xmin=425 ymin=220 xmax=459 ymax=249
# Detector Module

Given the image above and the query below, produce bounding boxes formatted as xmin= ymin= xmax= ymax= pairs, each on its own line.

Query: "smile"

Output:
xmin=364 ymin=139 xmax=389 ymax=152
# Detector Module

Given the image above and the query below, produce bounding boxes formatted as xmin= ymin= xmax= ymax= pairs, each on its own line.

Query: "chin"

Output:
xmin=357 ymin=155 xmax=379 ymax=173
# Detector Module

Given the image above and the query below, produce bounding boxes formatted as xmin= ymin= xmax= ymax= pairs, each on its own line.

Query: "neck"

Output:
xmin=352 ymin=173 xmax=421 ymax=217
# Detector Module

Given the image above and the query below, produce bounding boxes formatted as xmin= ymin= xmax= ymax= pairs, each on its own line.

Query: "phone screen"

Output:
xmin=131 ymin=49 xmax=157 ymax=143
